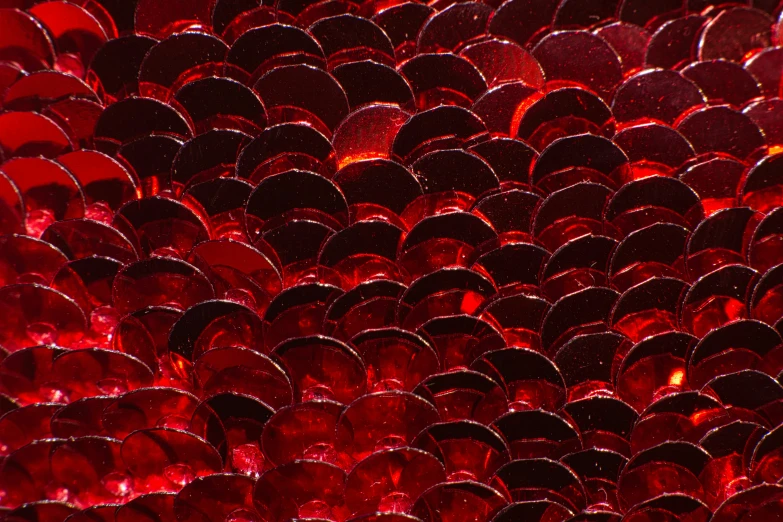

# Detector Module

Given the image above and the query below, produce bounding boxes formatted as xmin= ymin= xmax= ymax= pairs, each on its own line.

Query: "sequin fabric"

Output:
xmin=0 ymin=0 xmax=783 ymax=521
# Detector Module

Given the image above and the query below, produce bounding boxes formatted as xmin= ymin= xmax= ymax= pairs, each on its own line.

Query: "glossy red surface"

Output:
xmin=0 ymin=0 xmax=782 ymax=521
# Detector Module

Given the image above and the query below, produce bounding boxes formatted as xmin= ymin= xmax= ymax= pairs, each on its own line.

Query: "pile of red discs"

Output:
xmin=0 ymin=0 xmax=783 ymax=521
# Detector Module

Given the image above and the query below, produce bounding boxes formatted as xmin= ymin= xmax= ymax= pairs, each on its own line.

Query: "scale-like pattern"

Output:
xmin=0 ymin=0 xmax=782 ymax=521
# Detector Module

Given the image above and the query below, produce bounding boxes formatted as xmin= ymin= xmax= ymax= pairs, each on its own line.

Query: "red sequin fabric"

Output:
xmin=1 ymin=0 xmax=783 ymax=521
